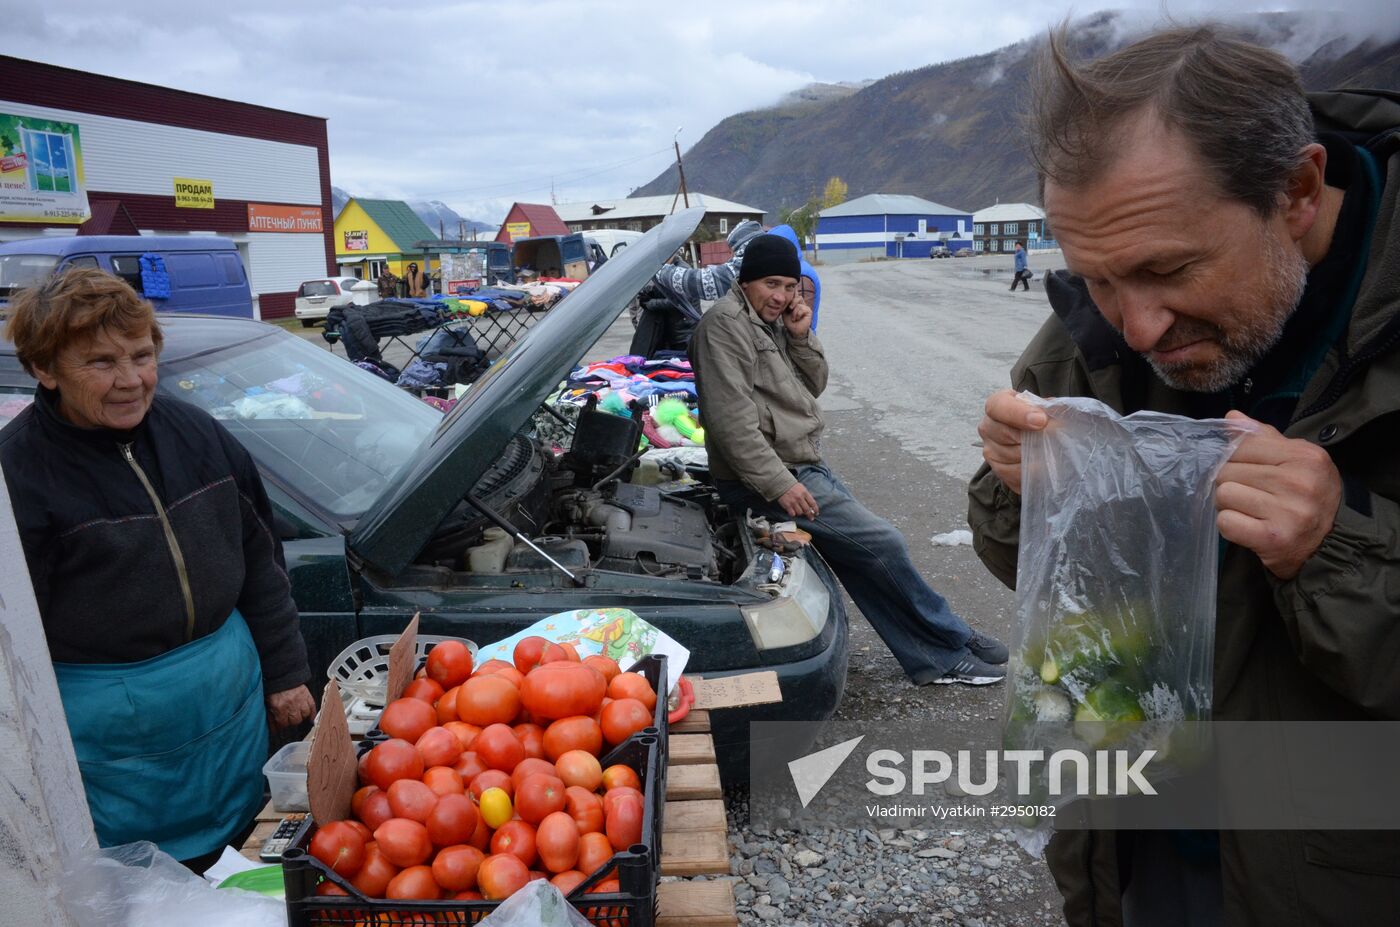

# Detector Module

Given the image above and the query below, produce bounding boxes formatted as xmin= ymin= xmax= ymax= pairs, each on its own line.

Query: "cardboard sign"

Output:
xmin=306 ymin=679 xmax=358 ymax=826
xmin=385 ymin=612 xmax=420 ymax=706
xmin=690 ymin=671 xmax=782 ymax=710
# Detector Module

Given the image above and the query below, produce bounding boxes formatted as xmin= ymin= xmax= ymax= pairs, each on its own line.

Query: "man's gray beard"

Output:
xmin=1148 ymin=236 xmax=1311 ymax=393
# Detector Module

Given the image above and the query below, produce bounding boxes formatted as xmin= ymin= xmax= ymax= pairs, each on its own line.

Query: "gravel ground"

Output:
xmin=711 ymin=255 xmax=1070 ymax=926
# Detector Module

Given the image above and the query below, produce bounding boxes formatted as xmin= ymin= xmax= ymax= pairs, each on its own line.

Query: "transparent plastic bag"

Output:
xmin=477 ymin=879 xmax=593 ymax=926
xmin=61 ymin=841 xmax=285 ymax=927
xmin=1003 ymin=394 xmax=1250 ymax=810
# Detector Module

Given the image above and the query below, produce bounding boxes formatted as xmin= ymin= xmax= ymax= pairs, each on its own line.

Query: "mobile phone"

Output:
xmin=260 ymin=813 xmax=307 ymax=862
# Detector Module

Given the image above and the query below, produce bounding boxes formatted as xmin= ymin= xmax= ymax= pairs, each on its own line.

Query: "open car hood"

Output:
xmin=349 ymin=208 xmax=704 ymax=575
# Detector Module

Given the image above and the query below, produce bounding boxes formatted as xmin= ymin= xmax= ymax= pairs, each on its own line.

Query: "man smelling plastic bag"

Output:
xmin=1003 ymin=394 xmax=1251 ymax=819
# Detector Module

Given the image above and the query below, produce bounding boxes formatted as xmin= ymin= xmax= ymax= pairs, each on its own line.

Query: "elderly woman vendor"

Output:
xmin=0 ymin=268 xmax=315 ymax=864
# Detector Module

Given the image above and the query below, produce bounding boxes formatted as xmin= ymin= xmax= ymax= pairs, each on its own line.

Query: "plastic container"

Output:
xmin=327 ymin=634 xmax=478 ymax=734
xmin=282 ymin=733 xmax=666 ymax=926
xmin=262 ymin=741 xmax=311 ymax=812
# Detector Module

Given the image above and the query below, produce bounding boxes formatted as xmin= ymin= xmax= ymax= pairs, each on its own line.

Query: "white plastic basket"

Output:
xmin=327 ymin=633 xmax=478 ymax=705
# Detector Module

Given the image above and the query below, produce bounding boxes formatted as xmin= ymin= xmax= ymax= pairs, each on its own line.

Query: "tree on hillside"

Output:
xmin=821 ymin=176 xmax=848 ymax=209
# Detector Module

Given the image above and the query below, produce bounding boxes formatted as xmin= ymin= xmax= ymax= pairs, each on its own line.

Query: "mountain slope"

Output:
xmin=633 ymin=13 xmax=1400 ymax=216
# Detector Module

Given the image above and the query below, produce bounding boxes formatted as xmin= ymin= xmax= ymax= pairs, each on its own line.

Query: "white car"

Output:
xmin=294 ymin=276 xmax=363 ymax=326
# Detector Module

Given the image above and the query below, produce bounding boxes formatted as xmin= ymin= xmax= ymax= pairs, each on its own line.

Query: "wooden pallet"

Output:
xmin=242 ymin=704 xmax=736 ymax=925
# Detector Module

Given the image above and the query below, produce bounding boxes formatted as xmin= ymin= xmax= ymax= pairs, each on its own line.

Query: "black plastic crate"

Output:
xmin=283 ymin=662 xmax=670 ymax=926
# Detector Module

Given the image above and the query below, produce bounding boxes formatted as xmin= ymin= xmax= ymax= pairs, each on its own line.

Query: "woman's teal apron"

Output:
xmin=53 ymin=610 xmax=269 ymax=861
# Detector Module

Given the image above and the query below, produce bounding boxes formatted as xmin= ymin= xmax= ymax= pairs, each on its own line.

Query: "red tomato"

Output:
xmin=515 ymin=773 xmax=567 ymax=825
xmin=510 ymin=757 xmax=559 ymax=792
xmin=431 ymin=844 xmax=485 ymax=892
xmin=512 ymin=722 xmax=546 ymax=760
xmin=601 ymin=765 xmax=642 ymax=792
xmin=454 ymin=751 xmax=488 ymax=784
xmin=520 ymin=663 xmax=607 ymax=721
xmin=468 ymin=768 xmax=514 ymax=800
xmin=467 ymin=806 xmax=492 ymax=851
xmin=350 ymin=843 xmax=400 ymax=897
xmin=455 ymin=675 xmax=522 ymax=727
xmin=315 ymin=881 xmax=348 ymax=896
xmin=373 ymin=818 xmax=433 ymax=868
xmin=351 ymin=785 xmax=380 ymax=819
xmin=600 ymin=698 xmax=653 ymax=745
xmin=357 ymin=790 xmax=395 ymax=831
xmin=387 ymin=779 xmax=439 ymax=824
xmin=426 ymin=792 xmax=479 ymax=847
xmin=582 ymin=654 xmax=621 ymax=682
xmin=436 ymin=685 xmax=461 ymax=724
xmin=543 ymin=716 xmax=604 ymax=761
xmin=536 ymin=811 xmax=581 ymax=873
xmin=564 ymin=786 xmax=604 ymax=835
xmin=607 ymin=673 xmax=657 ymax=711
xmin=555 ymin=750 xmax=603 ymax=791
xmin=422 ymin=765 xmax=466 ymax=797
xmin=415 ymin=727 xmax=463 ymax=768
xmin=344 ymin=820 xmax=372 ymax=843
xmin=513 ymin=636 xmax=550 ymax=675
xmin=576 ymin=831 xmax=615 ymax=877
xmin=604 ymin=794 xmax=643 ymax=851
xmin=473 ymin=723 xmax=526 ymax=772
xmin=490 ymin=820 xmax=539 ymax=868
xmin=386 ymin=864 xmax=441 ymax=900
xmin=426 ymin=640 xmax=474 ymax=689
xmin=477 ymin=853 xmax=529 ymax=901
xmin=379 ymin=698 xmax=437 ymax=743
xmin=475 ymin=661 xmax=525 ymax=688
xmin=602 ymin=786 xmax=643 ymax=817
xmin=365 ymin=739 xmax=425 ymax=791
xmin=452 ymin=889 xmax=484 ymax=900
xmin=401 ymin=677 xmax=445 ymax=705
xmin=539 ymin=642 xmax=579 ymax=665
xmin=550 ymin=869 xmax=587 ymax=895
xmin=357 ymin=749 xmax=374 ymax=787
xmin=443 ymin=721 xmax=480 ymax=752
xmin=473 ymin=659 xmax=515 ymax=677
xmin=310 ymin=820 xmax=366 ymax=877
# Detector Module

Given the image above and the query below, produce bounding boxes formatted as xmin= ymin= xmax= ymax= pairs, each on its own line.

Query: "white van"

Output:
xmin=582 ymin=229 xmax=644 ymax=258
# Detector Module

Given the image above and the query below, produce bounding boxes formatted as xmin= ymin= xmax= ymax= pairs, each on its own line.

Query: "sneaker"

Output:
xmin=929 ymin=656 xmax=1006 ymax=686
xmin=966 ymin=630 xmax=1009 ymax=665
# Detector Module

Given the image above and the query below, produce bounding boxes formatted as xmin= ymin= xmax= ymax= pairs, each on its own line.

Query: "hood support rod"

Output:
xmin=466 ymin=494 xmax=586 ymax=587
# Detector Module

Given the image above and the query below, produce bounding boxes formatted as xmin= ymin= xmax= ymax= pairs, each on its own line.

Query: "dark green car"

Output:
xmin=0 ymin=211 xmax=848 ymax=775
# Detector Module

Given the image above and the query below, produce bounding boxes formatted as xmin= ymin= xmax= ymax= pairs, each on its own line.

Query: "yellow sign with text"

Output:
xmin=173 ymin=177 xmax=214 ymax=209
xmin=505 ymin=221 xmax=532 ymax=242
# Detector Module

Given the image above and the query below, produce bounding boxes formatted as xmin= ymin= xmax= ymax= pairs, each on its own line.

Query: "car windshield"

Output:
xmin=0 ymin=254 xmax=59 ymax=295
xmin=300 ymin=280 xmax=339 ymax=297
xmin=159 ymin=333 xmax=439 ymax=519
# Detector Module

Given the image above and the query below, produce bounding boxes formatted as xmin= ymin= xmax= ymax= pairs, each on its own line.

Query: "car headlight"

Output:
xmin=739 ymin=556 xmax=830 ymax=650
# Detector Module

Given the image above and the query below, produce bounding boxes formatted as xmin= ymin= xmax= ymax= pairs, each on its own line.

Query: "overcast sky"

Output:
xmin=4 ymin=2 xmax=1394 ymax=225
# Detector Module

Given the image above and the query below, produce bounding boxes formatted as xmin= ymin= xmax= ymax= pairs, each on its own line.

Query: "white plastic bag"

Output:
xmin=1004 ymin=395 xmax=1250 ymax=799
xmin=61 ymin=842 xmax=285 ymax=927
xmin=477 ymin=879 xmax=593 ymax=927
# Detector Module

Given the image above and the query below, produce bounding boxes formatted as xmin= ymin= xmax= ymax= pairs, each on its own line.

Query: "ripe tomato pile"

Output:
xmin=308 ymin=637 xmax=658 ymax=907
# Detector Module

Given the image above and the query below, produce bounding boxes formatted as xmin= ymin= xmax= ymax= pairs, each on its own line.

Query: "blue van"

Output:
xmin=0 ymin=236 xmax=254 ymax=318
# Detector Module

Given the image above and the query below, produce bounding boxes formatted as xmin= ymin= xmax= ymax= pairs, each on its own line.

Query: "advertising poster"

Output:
xmin=0 ymin=112 xmax=90 ymax=224
xmin=343 ymin=229 xmax=369 ymax=251
xmin=173 ymin=177 xmax=215 ymax=209
xmin=247 ymin=203 xmax=324 ymax=233
xmin=505 ymin=220 xmax=532 ymax=242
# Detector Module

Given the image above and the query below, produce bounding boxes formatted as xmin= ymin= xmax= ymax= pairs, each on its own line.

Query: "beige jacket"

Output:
xmin=690 ymin=287 xmax=828 ymax=501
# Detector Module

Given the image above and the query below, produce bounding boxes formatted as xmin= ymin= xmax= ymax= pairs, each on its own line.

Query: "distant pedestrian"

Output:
xmin=1010 ymin=240 xmax=1031 ymax=291
xmin=404 ymin=262 xmax=428 ymax=298
xmin=376 ymin=267 xmax=398 ymax=299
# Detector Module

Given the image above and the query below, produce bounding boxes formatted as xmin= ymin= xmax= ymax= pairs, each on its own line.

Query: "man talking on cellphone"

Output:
xmin=690 ymin=234 xmax=1008 ymax=686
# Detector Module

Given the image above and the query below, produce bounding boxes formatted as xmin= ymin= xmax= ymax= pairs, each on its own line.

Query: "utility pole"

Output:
xmin=673 ymin=127 xmax=695 ymax=262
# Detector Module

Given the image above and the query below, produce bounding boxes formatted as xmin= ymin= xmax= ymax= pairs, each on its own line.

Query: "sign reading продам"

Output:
xmin=247 ymin=203 xmax=324 ymax=233
xmin=173 ymin=177 xmax=214 ymax=209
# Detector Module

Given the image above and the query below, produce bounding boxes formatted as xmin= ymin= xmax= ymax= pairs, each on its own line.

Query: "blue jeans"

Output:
xmin=718 ymin=462 xmax=973 ymax=682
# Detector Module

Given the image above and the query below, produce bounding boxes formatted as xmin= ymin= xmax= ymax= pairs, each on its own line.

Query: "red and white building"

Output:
xmin=0 ymin=56 xmax=335 ymax=319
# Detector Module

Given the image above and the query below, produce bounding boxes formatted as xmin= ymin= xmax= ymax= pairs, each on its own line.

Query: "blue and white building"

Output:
xmin=813 ymin=193 xmax=973 ymax=264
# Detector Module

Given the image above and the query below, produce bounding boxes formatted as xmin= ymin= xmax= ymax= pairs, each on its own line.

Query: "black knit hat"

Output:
xmin=739 ymin=234 xmax=801 ymax=283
